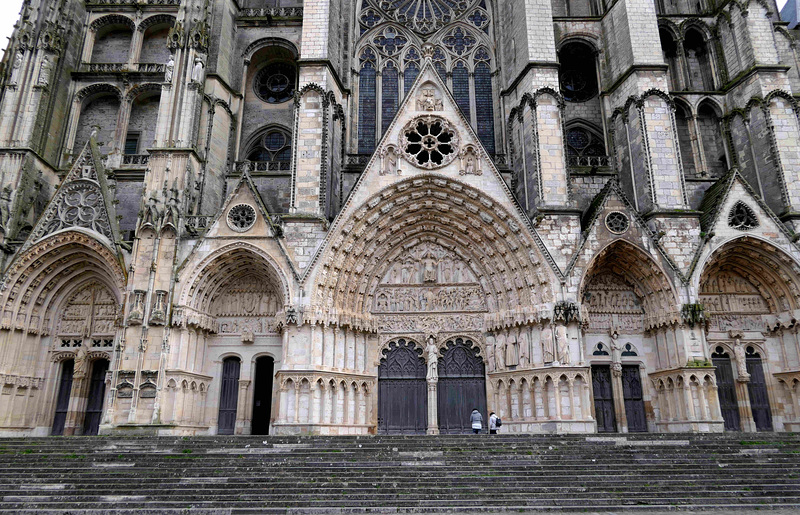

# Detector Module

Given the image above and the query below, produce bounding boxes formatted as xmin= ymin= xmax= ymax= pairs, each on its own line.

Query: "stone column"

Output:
xmin=236 ymin=379 xmax=251 ymax=434
xmin=426 ymin=336 xmax=439 ymax=435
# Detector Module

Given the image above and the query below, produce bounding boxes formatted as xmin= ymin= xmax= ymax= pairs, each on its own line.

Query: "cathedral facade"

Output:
xmin=0 ymin=0 xmax=799 ymax=437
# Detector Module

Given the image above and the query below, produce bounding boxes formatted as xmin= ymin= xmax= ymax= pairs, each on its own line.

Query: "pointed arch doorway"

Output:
xmin=378 ymin=339 xmax=427 ymax=434
xmin=437 ymin=338 xmax=487 ymax=434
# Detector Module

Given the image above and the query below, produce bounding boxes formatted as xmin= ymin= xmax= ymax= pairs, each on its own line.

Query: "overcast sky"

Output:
xmin=0 ymin=0 xmax=793 ymax=59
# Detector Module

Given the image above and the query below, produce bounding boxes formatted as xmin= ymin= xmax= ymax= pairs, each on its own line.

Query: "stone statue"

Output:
xmin=518 ymin=328 xmax=530 ymax=367
xmin=37 ymin=56 xmax=51 ymax=86
xmin=556 ymin=323 xmax=570 ymax=365
xmin=486 ymin=336 xmax=496 ymax=372
xmin=165 ymin=55 xmax=174 ymax=82
xmin=142 ymin=194 xmax=160 ymax=226
xmin=382 ymin=147 xmax=399 ymax=176
xmin=422 ymin=250 xmax=438 ymax=283
xmin=191 ymin=57 xmax=205 ymax=83
xmin=426 ymin=335 xmax=438 ymax=380
xmin=505 ymin=333 xmax=519 ymax=367
xmin=494 ymin=332 xmax=506 ymax=371
xmin=418 ymin=88 xmax=441 ymax=111
xmin=541 ymin=324 xmax=554 ymax=363
xmin=73 ymin=347 xmax=88 ymax=379
xmin=0 ymin=185 xmax=12 ymax=228
xmin=10 ymin=50 xmax=23 ymax=85
xmin=733 ymin=338 xmax=750 ymax=381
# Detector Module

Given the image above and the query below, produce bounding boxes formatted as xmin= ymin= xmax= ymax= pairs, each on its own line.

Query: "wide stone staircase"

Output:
xmin=0 ymin=433 xmax=799 ymax=513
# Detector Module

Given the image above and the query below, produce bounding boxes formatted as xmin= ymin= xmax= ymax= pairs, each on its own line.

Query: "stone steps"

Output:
xmin=0 ymin=433 xmax=798 ymax=512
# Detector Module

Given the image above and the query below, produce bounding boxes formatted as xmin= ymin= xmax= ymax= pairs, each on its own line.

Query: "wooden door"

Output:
xmin=251 ymin=356 xmax=274 ymax=435
xmin=746 ymin=347 xmax=773 ymax=431
xmin=52 ymin=359 xmax=74 ymax=436
xmin=437 ymin=338 xmax=487 ymax=434
xmin=592 ymin=365 xmax=616 ymax=432
xmin=621 ymin=365 xmax=647 ymax=432
xmin=378 ymin=339 xmax=427 ymax=434
xmin=218 ymin=357 xmax=241 ymax=435
xmin=712 ymin=348 xmax=741 ymax=431
xmin=82 ymin=359 xmax=109 ymax=435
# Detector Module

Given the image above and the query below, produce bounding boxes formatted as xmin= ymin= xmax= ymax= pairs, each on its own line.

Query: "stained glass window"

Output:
xmin=404 ymin=47 xmax=421 ymax=97
xmin=474 ymin=52 xmax=495 ymax=153
xmin=452 ymin=61 xmax=471 ymax=123
xmin=358 ymin=49 xmax=377 ymax=154
xmin=382 ymin=61 xmax=399 ymax=135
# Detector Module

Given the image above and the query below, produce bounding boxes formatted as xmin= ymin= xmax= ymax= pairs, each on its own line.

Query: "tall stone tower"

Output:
xmin=0 ymin=0 xmax=798 ymax=437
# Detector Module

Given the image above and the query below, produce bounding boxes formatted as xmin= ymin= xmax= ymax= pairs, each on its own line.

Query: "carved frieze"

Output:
xmin=702 ymin=271 xmax=771 ymax=332
xmin=58 ymin=284 xmax=118 ymax=337
xmin=211 ymin=276 xmax=282 ymax=317
xmin=217 ymin=317 xmax=279 ymax=336
xmin=373 ymin=285 xmax=486 ymax=313
xmin=377 ymin=313 xmax=484 ymax=333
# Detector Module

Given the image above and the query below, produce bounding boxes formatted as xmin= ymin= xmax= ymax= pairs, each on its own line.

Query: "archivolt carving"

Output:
xmin=310 ymin=177 xmax=556 ymax=332
xmin=580 ymin=240 xmax=678 ymax=331
xmin=699 ymin=237 xmax=800 ymax=331
xmin=0 ymin=232 xmax=124 ymax=334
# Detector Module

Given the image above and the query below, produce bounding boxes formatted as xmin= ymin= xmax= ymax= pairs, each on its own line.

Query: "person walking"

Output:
xmin=470 ymin=408 xmax=483 ymax=434
xmin=489 ymin=411 xmax=499 ymax=434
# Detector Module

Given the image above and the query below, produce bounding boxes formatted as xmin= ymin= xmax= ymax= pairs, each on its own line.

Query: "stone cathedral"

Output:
xmin=0 ymin=0 xmax=800 ymax=438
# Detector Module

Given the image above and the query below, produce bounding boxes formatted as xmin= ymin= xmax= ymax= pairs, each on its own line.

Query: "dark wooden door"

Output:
xmin=378 ymin=339 xmax=427 ymax=434
xmin=52 ymin=359 xmax=74 ymax=436
xmin=82 ymin=359 xmax=109 ymax=435
xmin=621 ymin=365 xmax=647 ymax=432
xmin=746 ymin=347 xmax=773 ymax=431
xmin=251 ymin=356 xmax=274 ymax=435
xmin=437 ymin=338 xmax=487 ymax=434
xmin=712 ymin=348 xmax=740 ymax=431
xmin=218 ymin=357 xmax=241 ymax=435
xmin=592 ymin=365 xmax=616 ymax=432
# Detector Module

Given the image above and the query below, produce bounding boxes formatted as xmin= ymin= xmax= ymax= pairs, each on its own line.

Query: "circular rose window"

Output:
xmin=254 ymin=62 xmax=296 ymax=104
xmin=400 ymin=116 xmax=459 ymax=169
xmin=605 ymin=211 xmax=630 ymax=234
xmin=227 ymin=204 xmax=256 ymax=232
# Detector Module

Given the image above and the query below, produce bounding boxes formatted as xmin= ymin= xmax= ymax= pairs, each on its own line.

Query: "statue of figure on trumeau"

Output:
xmin=426 ymin=335 xmax=438 ymax=380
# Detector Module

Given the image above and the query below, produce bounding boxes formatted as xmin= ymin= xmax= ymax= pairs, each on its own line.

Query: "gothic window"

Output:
xmin=358 ymin=48 xmax=378 ymax=154
xmin=452 ymin=61 xmax=471 ymax=123
xmin=728 ymin=201 xmax=758 ymax=231
xmin=697 ymin=101 xmax=727 ymax=177
xmin=254 ymin=61 xmax=297 ymax=104
xmin=558 ymin=42 xmax=598 ymax=103
xmin=356 ymin=1 xmax=497 ymax=156
xmin=246 ymin=128 xmax=292 ymax=171
xmin=621 ymin=343 xmax=638 ymax=356
xmin=404 ymin=47 xmax=421 ymax=93
xmin=659 ymin=28 xmax=681 ymax=91
xmin=401 ymin=117 xmax=459 ymax=168
xmin=604 ymin=211 xmax=630 ymax=234
xmin=684 ymin=28 xmax=715 ymax=91
xmin=565 ymin=125 xmax=606 ymax=167
xmin=674 ymin=103 xmax=697 ymax=177
xmin=593 ymin=343 xmax=609 ymax=355
xmin=382 ymin=61 xmax=400 ymax=134
xmin=227 ymin=204 xmax=257 ymax=232
xmin=91 ymin=19 xmax=134 ymax=64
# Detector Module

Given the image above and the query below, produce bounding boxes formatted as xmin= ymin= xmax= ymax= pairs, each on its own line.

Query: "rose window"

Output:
xmin=378 ymin=0 xmax=478 ymax=34
xmin=227 ymin=204 xmax=257 ymax=232
xmin=254 ymin=62 xmax=296 ymax=104
xmin=605 ymin=211 xmax=630 ymax=234
xmin=728 ymin=201 xmax=758 ymax=231
xmin=400 ymin=117 xmax=459 ymax=169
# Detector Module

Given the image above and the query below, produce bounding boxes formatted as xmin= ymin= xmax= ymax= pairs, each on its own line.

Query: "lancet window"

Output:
xmin=356 ymin=0 xmax=497 ymax=155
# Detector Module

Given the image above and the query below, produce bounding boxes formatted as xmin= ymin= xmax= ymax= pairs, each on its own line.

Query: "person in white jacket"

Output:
xmin=489 ymin=411 xmax=499 ymax=434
